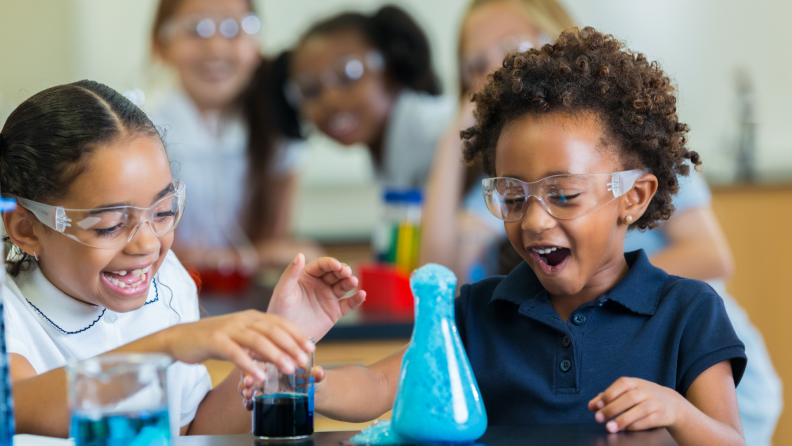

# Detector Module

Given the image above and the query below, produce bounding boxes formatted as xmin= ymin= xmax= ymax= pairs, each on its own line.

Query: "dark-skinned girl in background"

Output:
xmin=418 ymin=1 xmax=781 ymax=444
xmin=148 ymin=0 xmax=322 ymax=276
xmin=286 ymin=5 xmax=454 ymax=189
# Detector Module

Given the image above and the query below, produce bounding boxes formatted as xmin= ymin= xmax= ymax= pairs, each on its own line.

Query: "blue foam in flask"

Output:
xmin=391 ymin=264 xmax=487 ymax=443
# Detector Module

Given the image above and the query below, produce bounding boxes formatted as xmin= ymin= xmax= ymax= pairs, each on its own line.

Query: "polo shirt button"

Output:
xmin=559 ymin=359 xmax=572 ymax=372
xmin=562 ymin=336 xmax=571 ymax=347
xmin=104 ymin=312 xmax=118 ymax=323
xmin=572 ymin=314 xmax=586 ymax=325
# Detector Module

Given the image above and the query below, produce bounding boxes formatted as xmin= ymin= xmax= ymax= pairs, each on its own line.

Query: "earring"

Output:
xmin=624 ymin=216 xmax=634 ymax=224
xmin=32 ymin=251 xmax=38 ymax=261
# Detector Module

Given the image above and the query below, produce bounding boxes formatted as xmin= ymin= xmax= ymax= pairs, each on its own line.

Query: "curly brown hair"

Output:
xmin=461 ymin=27 xmax=700 ymax=230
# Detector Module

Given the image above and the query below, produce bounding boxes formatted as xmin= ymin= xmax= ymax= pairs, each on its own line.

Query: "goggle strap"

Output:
xmin=609 ymin=169 xmax=650 ymax=198
xmin=12 ymin=197 xmax=71 ymax=233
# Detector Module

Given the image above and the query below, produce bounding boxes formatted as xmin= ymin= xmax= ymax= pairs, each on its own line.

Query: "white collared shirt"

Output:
xmin=1 ymin=250 xmax=212 ymax=436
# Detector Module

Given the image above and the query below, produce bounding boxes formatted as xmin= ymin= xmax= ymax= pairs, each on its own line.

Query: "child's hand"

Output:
xmin=267 ymin=254 xmax=366 ymax=341
xmin=160 ymin=310 xmax=314 ymax=381
xmin=238 ymin=366 xmax=327 ymax=410
xmin=588 ymin=377 xmax=686 ymax=433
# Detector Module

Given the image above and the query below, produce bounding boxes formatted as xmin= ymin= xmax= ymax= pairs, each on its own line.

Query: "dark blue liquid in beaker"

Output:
xmin=71 ymin=409 xmax=170 ymax=446
xmin=253 ymin=393 xmax=313 ymax=439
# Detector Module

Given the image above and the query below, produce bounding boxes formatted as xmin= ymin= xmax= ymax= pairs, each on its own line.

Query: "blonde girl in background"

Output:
xmin=148 ymin=0 xmax=321 ymax=275
xmin=419 ymin=1 xmax=781 ymax=444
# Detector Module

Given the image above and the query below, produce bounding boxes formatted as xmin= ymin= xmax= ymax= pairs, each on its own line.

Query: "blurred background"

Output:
xmin=1 ymin=0 xmax=791 ymax=444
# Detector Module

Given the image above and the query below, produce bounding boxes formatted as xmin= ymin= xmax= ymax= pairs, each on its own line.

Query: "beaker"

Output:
xmin=67 ymin=353 xmax=172 ymax=446
xmin=251 ymin=353 xmax=315 ymax=439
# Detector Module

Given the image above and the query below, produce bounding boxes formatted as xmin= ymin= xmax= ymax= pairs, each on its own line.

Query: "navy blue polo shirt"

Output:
xmin=455 ymin=250 xmax=746 ymax=425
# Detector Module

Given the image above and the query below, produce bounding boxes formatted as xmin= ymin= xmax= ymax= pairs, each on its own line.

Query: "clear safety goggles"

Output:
xmin=482 ymin=170 xmax=649 ymax=221
xmin=284 ymin=51 xmax=385 ymax=107
xmin=460 ymin=35 xmax=534 ymax=88
xmin=159 ymin=13 xmax=261 ymax=41
xmin=6 ymin=180 xmax=186 ymax=249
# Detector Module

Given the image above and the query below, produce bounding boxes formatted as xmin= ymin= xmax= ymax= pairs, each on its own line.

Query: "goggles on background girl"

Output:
xmin=5 ymin=180 xmax=186 ymax=249
xmin=482 ymin=170 xmax=649 ymax=221
xmin=460 ymin=35 xmax=534 ymax=89
xmin=159 ymin=13 xmax=261 ymax=41
xmin=284 ymin=51 xmax=385 ymax=107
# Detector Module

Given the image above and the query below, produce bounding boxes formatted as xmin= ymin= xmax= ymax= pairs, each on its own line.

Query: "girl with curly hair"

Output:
xmin=244 ymin=27 xmax=747 ymax=446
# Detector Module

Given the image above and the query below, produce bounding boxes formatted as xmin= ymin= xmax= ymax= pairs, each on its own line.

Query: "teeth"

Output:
xmin=142 ymin=266 xmax=150 ymax=273
xmin=132 ymin=269 xmax=142 ymax=275
xmin=112 ymin=270 xmax=127 ymax=276
xmin=533 ymin=247 xmax=560 ymax=255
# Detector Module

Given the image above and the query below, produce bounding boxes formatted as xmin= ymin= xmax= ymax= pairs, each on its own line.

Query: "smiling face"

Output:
xmin=157 ymin=0 xmax=260 ymax=112
xmin=31 ymin=136 xmax=175 ymax=313
xmin=290 ymin=29 xmax=396 ymax=147
xmin=495 ymin=112 xmax=631 ymax=298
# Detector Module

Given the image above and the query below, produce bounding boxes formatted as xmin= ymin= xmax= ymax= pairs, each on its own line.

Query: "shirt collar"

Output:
xmin=14 ymin=267 xmax=105 ymax=334
xmin=490 ymin=249 xmax=667 ymax=316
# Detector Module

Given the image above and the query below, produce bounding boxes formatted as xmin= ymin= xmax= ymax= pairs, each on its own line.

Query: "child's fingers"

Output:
xmin=338 ymin=291 xmax=366 ymax=316
xmin=303 ymin=257 xmax=343 ymax=279
xmin=251 ymin=322 xmax=310 ymax=367
xmin=595 ymin=388 xmax=647 ymax=423
xmin=331 ymin=276 xmax=359 ymax=297
xmin=261 ymin=315 xmax=315 ymax=353
xmin=588 ymin=393 xmax=604 ymax=411
xmin=222 ymin=340 xmax=266 ymax=381
xmin=605 ymin=401 xmax=661 ymax=433
xmin=599 ymin=377 xmax=638 ymax=405
xmin=271 ymin=254 xmax=306 ymax=297
xmin=312 ymin=365 xmax=326 ymax=383
xmin=232 ymin=330 xmax=296 ymax=375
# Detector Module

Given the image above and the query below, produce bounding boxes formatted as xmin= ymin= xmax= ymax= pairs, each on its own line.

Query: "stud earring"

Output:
xmin=624 ymin=215 xmax=633 ymax=224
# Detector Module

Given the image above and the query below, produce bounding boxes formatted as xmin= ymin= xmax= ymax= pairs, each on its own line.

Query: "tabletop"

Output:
xmin=172 ymin=425 xmax=678 ymax=446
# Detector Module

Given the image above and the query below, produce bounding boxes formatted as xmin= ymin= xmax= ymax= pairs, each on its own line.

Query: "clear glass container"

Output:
xmin=252 ymin=348 xmax=315 ymax=439
xmin=391 ymin=264 xmax=487 ymax=443
xmin=68 ymin=353 xmax=172 ymax=446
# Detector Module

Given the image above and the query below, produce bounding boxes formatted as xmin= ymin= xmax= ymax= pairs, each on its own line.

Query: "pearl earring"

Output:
xmin=624 ymin=216 xmax=633 ymax=224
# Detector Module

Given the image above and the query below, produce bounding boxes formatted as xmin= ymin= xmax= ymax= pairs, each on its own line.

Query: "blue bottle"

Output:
xmin=0 ymin=196 xmax=16 ymax=445
xmin=391 ymin=264 xmax=487 ymax=443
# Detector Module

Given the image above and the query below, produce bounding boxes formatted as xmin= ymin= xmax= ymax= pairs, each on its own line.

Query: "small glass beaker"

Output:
xmin=252 ymin=352 xmax=315 ymax=440
xmin=67 ymin=353 xmax=172 ymax=446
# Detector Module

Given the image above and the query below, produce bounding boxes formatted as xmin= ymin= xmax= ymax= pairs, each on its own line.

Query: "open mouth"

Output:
xmin=530 ymin=246 xmax=571 ymax=275
xmin=100 ymin=265 xmax=152 ymax=296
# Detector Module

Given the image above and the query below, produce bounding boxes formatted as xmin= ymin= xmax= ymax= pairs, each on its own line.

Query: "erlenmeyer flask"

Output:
xmin=391 ymin=264 xmax=487 ymax=443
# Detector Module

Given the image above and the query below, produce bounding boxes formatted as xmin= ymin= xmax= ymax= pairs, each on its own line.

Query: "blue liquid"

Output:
xmin=390 ymin=264 xmax=487 ymax=444
xmin=71 ymin=409 xmax=170 ymax=446
xmin=253 ymin=393 xmax=313 ymax=439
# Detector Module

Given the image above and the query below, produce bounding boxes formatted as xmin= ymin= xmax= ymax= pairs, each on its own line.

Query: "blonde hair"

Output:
xmin=465 ymin=0 xmax=574 ymax=38
xmin=458 ymin=0 xmax=575 ymax=94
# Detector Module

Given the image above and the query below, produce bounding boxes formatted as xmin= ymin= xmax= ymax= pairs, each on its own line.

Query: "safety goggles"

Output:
xmin=160 ymin=13 xmax=261 ymax=41
xmin=6 ymin=180 xmax=186 ymax=249
xmin=460 ymin=35 xmax=534 ymax=88
xmin=482 ymin=170 xmax=649 ymax=221
xmin=284 ymin=51 xmax=385 ymax=107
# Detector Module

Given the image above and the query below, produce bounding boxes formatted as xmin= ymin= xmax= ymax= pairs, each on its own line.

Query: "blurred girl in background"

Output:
xmin=148 ymin=0 xmax=320 ymax=277
xmin=420 ymin=0 xmax=573 ymax=282
xmin=419 ymin=1 xmax=782 ymax=444
xmin=286 ymin=5 xmax=454 ymax=188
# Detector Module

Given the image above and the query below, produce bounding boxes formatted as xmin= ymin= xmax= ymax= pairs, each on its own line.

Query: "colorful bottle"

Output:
xmin=0 ymin=195 xmax=17 ymax=445
xmin=391 ymin=264 xmax=487 ymax=443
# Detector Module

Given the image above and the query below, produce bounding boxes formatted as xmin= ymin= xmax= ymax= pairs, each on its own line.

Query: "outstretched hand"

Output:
xmin=268 ymin=254 xmax=366 ymax=341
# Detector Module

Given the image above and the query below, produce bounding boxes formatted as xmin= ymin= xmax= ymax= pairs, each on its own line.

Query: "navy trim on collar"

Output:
xmin=490 ymin=249 xmax=667 ymax=316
